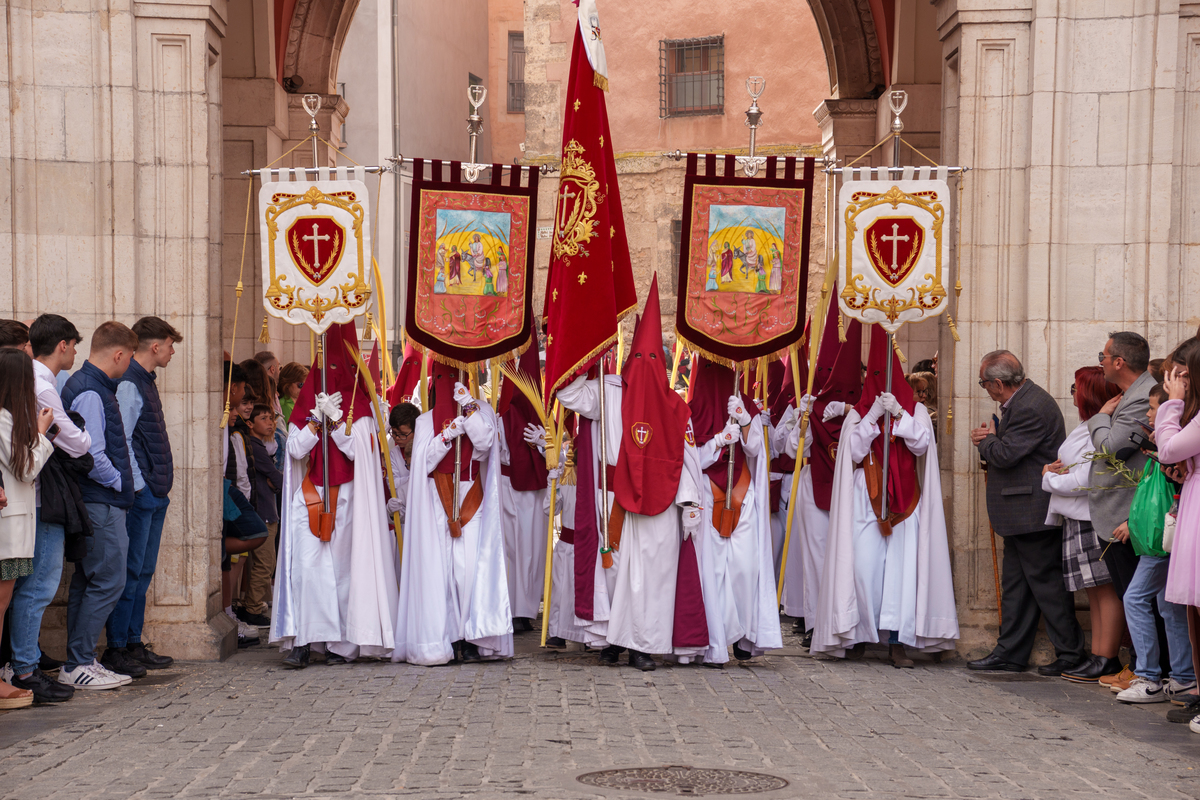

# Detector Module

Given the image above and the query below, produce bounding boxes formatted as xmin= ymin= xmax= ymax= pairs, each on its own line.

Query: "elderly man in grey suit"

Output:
xmin=967 ymin=351 xmax=1086 ymax=675
xmin=1059 ymin=331 xmax=1155 ymax=683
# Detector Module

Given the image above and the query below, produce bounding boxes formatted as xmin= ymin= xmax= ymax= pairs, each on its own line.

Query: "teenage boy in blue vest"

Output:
xmin=58 ymin=321 xmax=139 ymax=690
xmin=101 ymin=316 xmax=182 ymax=677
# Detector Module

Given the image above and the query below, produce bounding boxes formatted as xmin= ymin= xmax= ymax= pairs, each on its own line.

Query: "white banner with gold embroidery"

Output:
xmin=259 ymin=167 xmax=372 ymax=334
xmin=837 ymin=167 xmax=950 ymax=334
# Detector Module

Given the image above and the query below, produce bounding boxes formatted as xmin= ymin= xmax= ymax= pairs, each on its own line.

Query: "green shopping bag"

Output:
xmin=1128 ymin=464 xmax=1173 ymax=557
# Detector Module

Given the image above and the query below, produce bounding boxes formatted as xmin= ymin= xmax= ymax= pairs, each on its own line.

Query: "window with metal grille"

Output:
xmin=659 ymin=36 xmax=724 ymax=118
xmin=508 ymin=32 xmax=526 ymax=113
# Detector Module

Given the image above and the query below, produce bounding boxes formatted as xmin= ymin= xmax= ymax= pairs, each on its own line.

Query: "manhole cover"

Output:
xmin=578 ymin=766 xmax=788 ymax=796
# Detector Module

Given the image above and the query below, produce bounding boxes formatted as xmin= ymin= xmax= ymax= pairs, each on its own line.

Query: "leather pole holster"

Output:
xmin=709 ymin=463 xmax=750 ymax=538
xmin=302 ymin=477 xmax=339 ymax=542
xmin=861 ymin=451 xmax=918 ymax=536
xmin=434 ymin=471 xmax=483 ymax=538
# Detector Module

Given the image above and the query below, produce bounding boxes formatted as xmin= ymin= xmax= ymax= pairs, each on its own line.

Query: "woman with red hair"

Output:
xmin=1042 ymin=366 xmax=1126 ymax=683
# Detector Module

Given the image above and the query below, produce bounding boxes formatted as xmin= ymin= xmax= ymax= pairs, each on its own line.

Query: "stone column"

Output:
xmin=1 ymin=0 xmax=233 ymax=659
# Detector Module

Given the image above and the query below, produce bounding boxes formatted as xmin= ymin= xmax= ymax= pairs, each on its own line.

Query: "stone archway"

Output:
xmin=279 ymin=0 xmax=362 ymax=95
xmin=805 ymin=0 xmax=885 ymax=100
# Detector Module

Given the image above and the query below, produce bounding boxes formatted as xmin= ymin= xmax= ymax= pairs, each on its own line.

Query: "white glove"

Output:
xmin=879 ymin=392 xmax=903 ymax=417
xmin=316 ymin=391 xmax=344 ymax=423
xmin=378 ymin=398 xmax=391 ymax=421
xmin=453 ymin=382 xmax=473 ymax=407
xmin=759 ymin=410 xmax=771 ymax=429
xmin=727 ymin=395 xmax=752 ymax=426
xmin=682 ymin=505 xmax=703 ymax=539
xmin=822 ymin=401 xmax=848 ymax=422
xmin=523 ymin=423 xmax=547 ymax=450
xmin=386 ymin=497 xmax=404 ymax=514
xmin=798 ymin=394 xmax=816 ymax=415
xmin=442 ymin=416 xmax=466 ymax=441
xmin=863 ymin=396 xmax=885 ymax=424
xmin=713 ymin=420 xmax=741 ymax=446
xmin=547 ymin=467 xmax=562 ymax=483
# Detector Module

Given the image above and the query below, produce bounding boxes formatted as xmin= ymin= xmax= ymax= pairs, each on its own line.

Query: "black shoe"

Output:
xmin=1167 ymin=695 xmax=1200 ymax=723
xmin=732 ymin=643 xmax=753 ymax=662
xmin=799 ymin=630 xmax=813 ymax=649
xmin=127 ymin=643 xmax=174 ymax=670
xmin=599 ymin=645 xmax=623 ymax=666
xmin=10 ymin=669 xmax=73 ymax=703
xmin=459 ymin=642 xmax=482 ymax=663
xmin=792 ymin=617 xmax=806 ymax=632
xmin=844 ymin=642 xmax=867 ymax=661
xmin=237 ymin=610 xmax=271 ymax=627
xmin=512 ymin=617 xmax=534 ymax=632
xmin=545 ymin=637 xmax=567 ymax=649
xmin=101 ymin=647 xmax=148 ymax=679
xmin=282 ymin=644 xmax=310 ymax=669
xmin=1037 ymin=656 xmax=1086 ymax=677
xmin=38 ymin=650 xmax=64 ymax=672
xmin=628 ymin=651 xmax=656 ymax=671
xmin=1061 ymin=655 xmax=1122 ymax=683
xmin=325 ymin=652 xmax=349 ymax=665
xmin=967 ymin=652 xmax=1025 ymax=672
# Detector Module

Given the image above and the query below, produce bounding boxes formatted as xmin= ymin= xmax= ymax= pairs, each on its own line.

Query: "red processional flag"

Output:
xmin=542 ymin=0 xmax=637 ymax=405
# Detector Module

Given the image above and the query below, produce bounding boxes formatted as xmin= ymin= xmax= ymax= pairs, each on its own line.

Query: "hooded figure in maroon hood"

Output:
xmin=496 ymin=341 xmax=552 ymax=627
xmin=557 ymin=275 xmax=702 ymax=671
xmin=811 ymin=324 xmax=958 ymax=666
xmin=273 ymin=322 xmax=399 ymax=669
xmin=688 ymin=354 xmax=783 ymax=664
xmin=779 ymin=304 xmax=862 ymax=628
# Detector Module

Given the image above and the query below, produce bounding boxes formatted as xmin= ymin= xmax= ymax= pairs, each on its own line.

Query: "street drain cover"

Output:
xmin=577 ymin=766 xmax=788 ymax=796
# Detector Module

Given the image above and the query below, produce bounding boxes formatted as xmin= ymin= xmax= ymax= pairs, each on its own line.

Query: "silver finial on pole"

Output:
xmin=464 ymin=85 xmax=488 ymax=183
xmin=888 ymin=89 xmax=908 ymax=134
xmin=737 ymin=77 xmax=767 ymax=177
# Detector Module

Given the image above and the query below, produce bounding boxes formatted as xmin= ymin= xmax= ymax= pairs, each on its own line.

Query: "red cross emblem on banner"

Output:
xmin=864 ymin=216 xmax=924 ymax=287
xmin=287 ymin=216 xmax=347 ymax=286
xmin=631 ymin=422 xmax=653 ymax=449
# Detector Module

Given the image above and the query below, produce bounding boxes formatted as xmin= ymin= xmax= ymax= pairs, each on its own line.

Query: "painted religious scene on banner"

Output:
xmin=704 ymin=204 xmax=786 ymax=296
xmin=433 ymin=208 xmax=513 ymax=297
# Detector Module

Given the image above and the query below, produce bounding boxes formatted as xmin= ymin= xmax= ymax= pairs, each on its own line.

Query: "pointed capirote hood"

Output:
xmin=615 ymin=274 xmax=690 ymax=516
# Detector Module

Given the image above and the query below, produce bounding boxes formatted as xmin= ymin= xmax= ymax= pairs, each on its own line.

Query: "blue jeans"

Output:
xmin=65 ymin=503 xmax=128 ymax=671
xmin=8 ymin=511 xmax=65 ymax=676
xmin=106 ymin=490 xmax=170 ymax=648
xmin=1124 ymin=555 xmax=1196 ymax=684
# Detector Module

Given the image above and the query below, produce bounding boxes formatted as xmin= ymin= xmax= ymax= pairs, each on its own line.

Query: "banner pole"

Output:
xmin=726 ymin=362 xmax=740 ymax=509
xmin=598 ymin=358 xmax=611 ymax=556
xmin=880 ymin=331 xmax=894 ymax=520
xmin=669 ymin=339 xmax=684 ymax=390
xmin=540 ymin=403 xmax=563 ymax=647
xmin=453 ymin=367 xmax=463 ymax=523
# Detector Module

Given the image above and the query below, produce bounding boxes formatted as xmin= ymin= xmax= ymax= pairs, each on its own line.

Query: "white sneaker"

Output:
xmin=238 ymin=620 xmax=260 ymax=647
xmin=1166 ymin=678 xmax=1198 ymax=700
xmin=58 ymin=662 xmax=123 ymax=691
xmin=1116 ymin=677 xmax=1166 ymax=704
xmin=1190 ymin=714 xmax=1200 ymax=734
xmin=91 ymin=660 xmax=133 ymax=686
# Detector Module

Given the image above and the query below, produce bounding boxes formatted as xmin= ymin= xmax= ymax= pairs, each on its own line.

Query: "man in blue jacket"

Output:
xmin=58 ymin=321 xmax=138 ymax=690
xmin=102 ymin=316 xmax=182 ymax=677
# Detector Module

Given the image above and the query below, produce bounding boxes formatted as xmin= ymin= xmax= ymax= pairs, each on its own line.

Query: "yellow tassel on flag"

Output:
xmin=893 ymin=338 xmax=907 ymax=363
xmin=258 ymin=317 xmax=270 ymax=344
xmin=837 ymin=313 xmax=847 ymax=343
xmin=364 ymin=311 xmax=375 ymax=341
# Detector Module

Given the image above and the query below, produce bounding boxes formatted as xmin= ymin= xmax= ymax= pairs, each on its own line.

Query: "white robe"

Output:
xmin=694 ymin=420 xmax=784 ymax=663
xmin=498 ymin=425 xmax=549 ymax=619
xmin=545 ymin=480 xmax=591 ymax=643
xmin=557 ymin=375 xmax=622 ymax=647
xmin=811 ymin=404 xmax=958 ymax=655
xmin=392 ymin=404 xmax=513 ymax=665
xmin=773 ymin=407 xmax=828 ymax=623
xmin=271 ymin=419 xmax=399 ymax=659
xmin=559 ymin=375 xmax=700 ymax=654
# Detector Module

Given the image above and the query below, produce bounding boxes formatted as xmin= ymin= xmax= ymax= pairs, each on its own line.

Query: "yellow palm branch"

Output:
xmin=498 ymin=361 xmax=561 ymax=466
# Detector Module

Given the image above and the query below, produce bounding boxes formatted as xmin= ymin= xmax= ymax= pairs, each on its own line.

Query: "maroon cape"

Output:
xmin=498 ymin=341 xmax=549 ymax=492
xmin=288 ymin=322 xmax=371 ymax=486
xmin=810 ymin=302 xmax=863 ymax=511
xmin=687 ymin=356 xmax=762 ymax=486
xmin=429 ymin=360 xmax=473 ymax=476
xmin=853 ymin=325 xmax=919 ymax=514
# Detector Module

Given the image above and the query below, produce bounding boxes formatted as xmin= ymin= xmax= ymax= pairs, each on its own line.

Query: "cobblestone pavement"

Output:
xmin=2 ymin=627 xmax=1198 ymax=800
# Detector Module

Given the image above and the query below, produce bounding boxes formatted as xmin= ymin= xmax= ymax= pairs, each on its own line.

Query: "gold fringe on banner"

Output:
xmin=837 ymin=313 xmax=847 ymax=343
xmin=363 ymin=311 xmax=374 ymax=341
xmin=893 ymin=338 xmax=907 ymax=364
xmin=258 ymin=317 xmax=270 ymax=344
xmin=594 ymin=72 xmax=609 ymax=92
xmin=407 ymin=336 xmax=533 ymax=375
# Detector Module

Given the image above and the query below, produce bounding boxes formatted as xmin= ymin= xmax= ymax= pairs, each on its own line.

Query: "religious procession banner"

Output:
xmin=259 ymin=167 xmax=373 ymax=334
xmin=404 ymin=158 xmax=539 ymax=366
xmin=837 ymin=166 xmax=952 ymax=334
xmin=675 ymin=153 xmax=815 ymax=363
